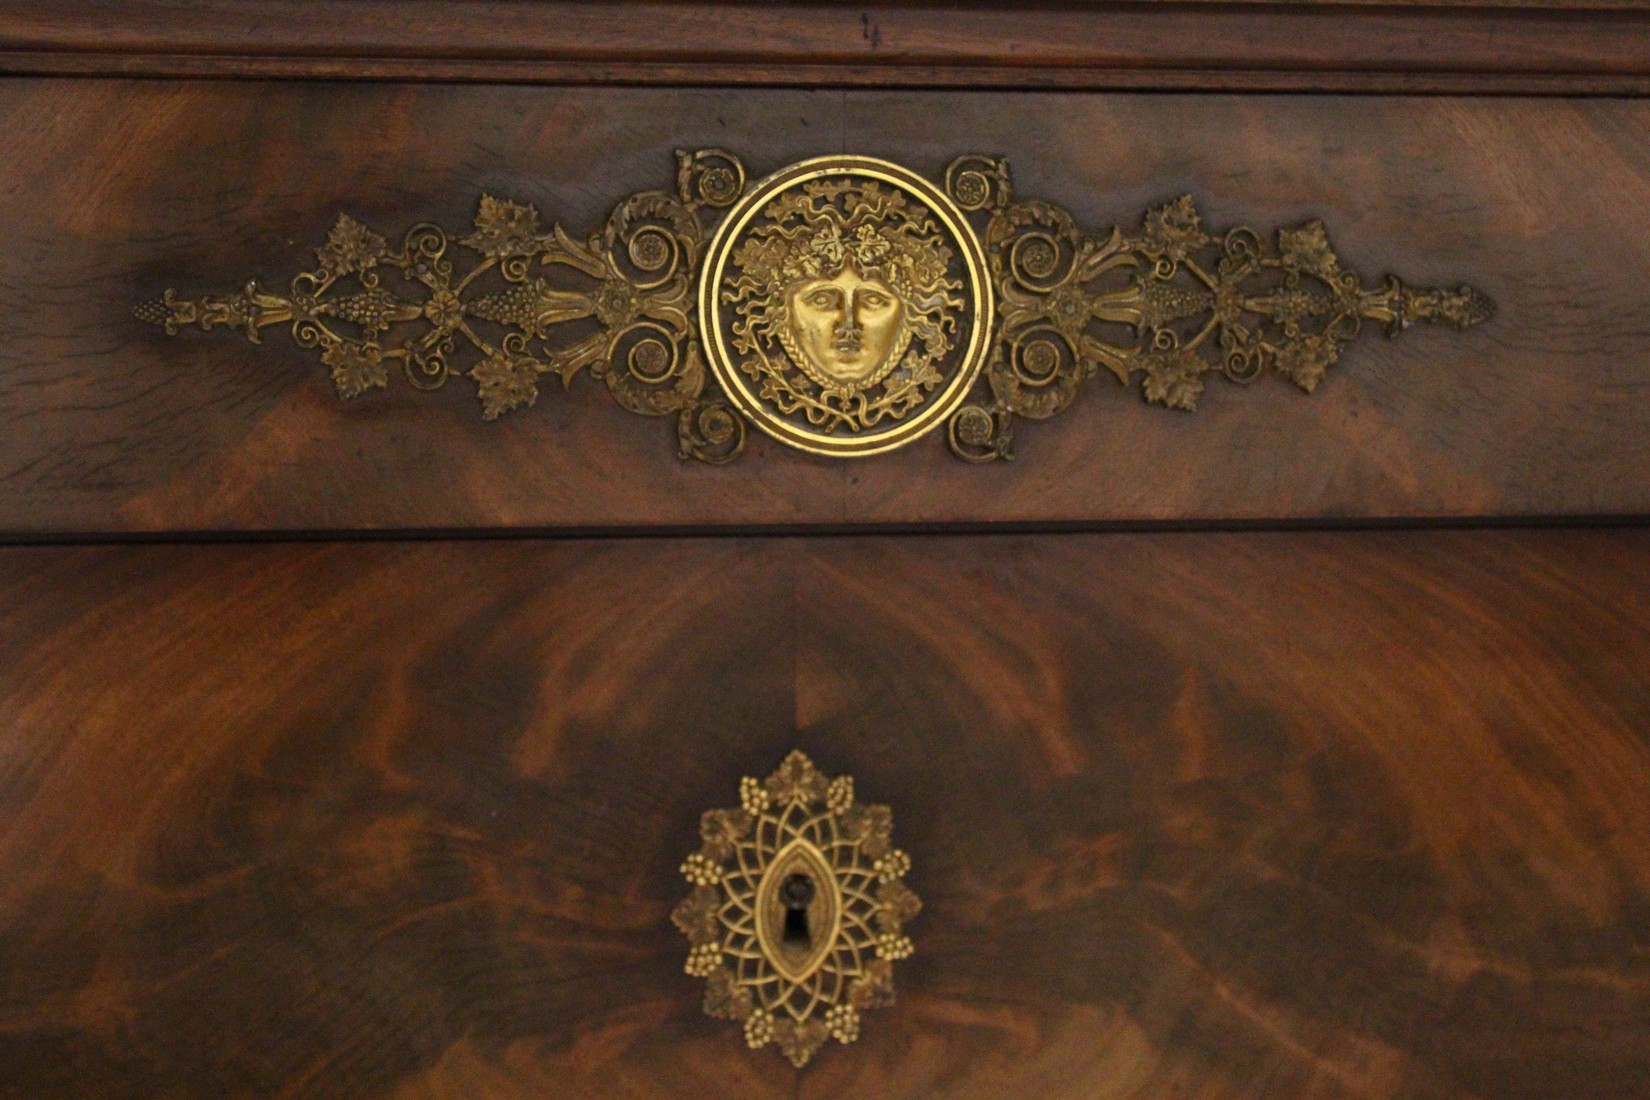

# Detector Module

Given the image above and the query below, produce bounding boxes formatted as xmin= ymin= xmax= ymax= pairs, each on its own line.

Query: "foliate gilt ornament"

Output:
xmin=940 ymin=157 xmax=1494 ymax=461
xmin=136 ymin=150 xmax=751 ymax=463
xmin=673 ymin=752 xmax=920 ymax=1067
xmin=138 ymin=150 xmax=1493 ymax=462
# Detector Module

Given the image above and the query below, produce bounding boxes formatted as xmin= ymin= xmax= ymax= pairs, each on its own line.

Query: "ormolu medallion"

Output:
xmin=700 ymin=157 xmax=991 ymax=456
xmin=140 ymin=149 xmax=1493 ymax=462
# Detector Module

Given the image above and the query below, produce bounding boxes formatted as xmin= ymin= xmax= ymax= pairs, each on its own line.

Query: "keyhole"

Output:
xmin=781 ymin=872 xmax=815 ymax=946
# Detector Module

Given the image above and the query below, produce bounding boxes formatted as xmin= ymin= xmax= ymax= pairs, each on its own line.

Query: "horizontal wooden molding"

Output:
xmin=5 ymin=1 xmax=1650 ymax=93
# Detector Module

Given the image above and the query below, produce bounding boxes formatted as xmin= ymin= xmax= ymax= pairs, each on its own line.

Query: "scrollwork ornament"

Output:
xmin=140 ymin=155 xmax=734 ymax=430
xmin=944 ymin=153 xmax=1013 ymax=214
xmin=948 ymin=162 xmax=1495 ymax=459
xmin=677 ymin=398 xmax=746 ymax=464
xmin=139 ymin=149 xmax=1493 ymax=462
xmin=676 ymin=147 xmax=748 ymax=212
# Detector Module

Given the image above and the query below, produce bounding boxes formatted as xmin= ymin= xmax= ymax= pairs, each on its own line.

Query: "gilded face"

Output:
xmin=785 ymin=269 xmax=906 ymax=389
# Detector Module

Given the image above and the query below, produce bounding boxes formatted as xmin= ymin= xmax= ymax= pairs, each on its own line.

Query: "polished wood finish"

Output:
xmin=2 ymin=82 xmax=1648 ymax=535
xmin=7 ymin=1 xmax=1650 ymax=94
xmin=3 ymin=5 xmax=1643 ymax=1096
xmin=1 ymin=529 xmax=1647 ymax=1098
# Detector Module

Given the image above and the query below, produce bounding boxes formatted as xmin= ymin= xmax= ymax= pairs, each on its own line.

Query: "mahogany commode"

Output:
xmin=1 ymin=4 xmax=1648 ymax=1097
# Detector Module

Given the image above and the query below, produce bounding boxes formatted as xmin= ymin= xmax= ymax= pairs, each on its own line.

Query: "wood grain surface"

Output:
xmin=6 ymin=1 xmax=1650 ymax=94
xmin=1 ymin=528 xmax=1647 ymax=1098
xmin=2 ymin=82 xmax=1649 ymax=535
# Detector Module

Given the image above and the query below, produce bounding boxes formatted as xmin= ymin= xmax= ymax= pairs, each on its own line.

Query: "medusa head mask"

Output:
xmin=719 ymin=178 xmax=967 ymax=436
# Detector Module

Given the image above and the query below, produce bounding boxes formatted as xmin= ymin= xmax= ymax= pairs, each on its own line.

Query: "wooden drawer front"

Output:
xmin=2 ymin=81 xmax=1649 ymax=534
xmin=2 ymin=529 xmax=1646 ymax=1097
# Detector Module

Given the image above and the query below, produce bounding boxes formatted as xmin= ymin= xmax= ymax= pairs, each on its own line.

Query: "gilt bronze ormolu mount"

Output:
xmin=673 ymin=752 xmax=919 ymax=1067
xmin=138 ymin=149 xmax=1493 ymax=462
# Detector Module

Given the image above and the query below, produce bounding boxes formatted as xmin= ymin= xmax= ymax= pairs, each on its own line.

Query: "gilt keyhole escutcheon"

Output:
xmin=673 ymin=751 xmax=921 ymax=1066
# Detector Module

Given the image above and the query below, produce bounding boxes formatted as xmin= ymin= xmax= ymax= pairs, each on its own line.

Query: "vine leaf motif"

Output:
xmin=135 ymin=149 xmax=751 ymax=464
xmin=673 ymin=751 xmax=919 ymax=1067
xmin=944 ymin=156 xmax=1495 ymax=461
xmin=136 ymin=149 xmax=1494 ymax=464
